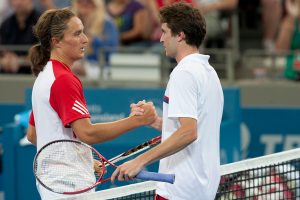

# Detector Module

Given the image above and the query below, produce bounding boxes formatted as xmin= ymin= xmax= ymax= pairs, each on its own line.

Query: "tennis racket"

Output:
xmin=108 ymin=136 xmax=161 ymax=164
xmin=33 ymin=138 xmax=173 ymax=195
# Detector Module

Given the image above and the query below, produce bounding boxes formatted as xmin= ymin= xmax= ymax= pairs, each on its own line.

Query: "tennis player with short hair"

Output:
xmin=26 ymin=8 xmax=156 ymax=200
xmin=111 ymin=3 xmax=224 ymax=200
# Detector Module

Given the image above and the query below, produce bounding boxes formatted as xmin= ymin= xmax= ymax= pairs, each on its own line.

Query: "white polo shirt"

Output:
xmin=156 ymin=54 xmax=224 ymax=200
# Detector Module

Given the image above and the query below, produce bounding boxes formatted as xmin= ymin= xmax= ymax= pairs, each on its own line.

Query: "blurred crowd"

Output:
xmin=0 ymin=0 xmax=300 ymax=81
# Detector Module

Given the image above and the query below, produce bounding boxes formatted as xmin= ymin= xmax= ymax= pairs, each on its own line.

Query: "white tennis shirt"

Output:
xmin=30 ymin=60 xmax=92 ymax=199
xmin=30 ymin=60 xmax=90 ymax=150
xmin=156 ymin=54 xmax=224 ymax=200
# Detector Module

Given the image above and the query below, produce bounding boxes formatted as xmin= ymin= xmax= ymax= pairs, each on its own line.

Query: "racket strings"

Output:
xmin=34 ymin=141 xmax=97 ymax=193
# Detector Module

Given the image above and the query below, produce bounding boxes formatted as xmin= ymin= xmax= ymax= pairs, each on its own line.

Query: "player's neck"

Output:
xmin=176 ymin=46 xmax=199 ymax=63
xmin=50 ymin=52 xmax=73 ymax=68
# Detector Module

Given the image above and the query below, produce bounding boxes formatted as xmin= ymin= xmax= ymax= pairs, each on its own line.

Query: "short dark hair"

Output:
xmin=159 ymin=3 xmax=206 ymax=48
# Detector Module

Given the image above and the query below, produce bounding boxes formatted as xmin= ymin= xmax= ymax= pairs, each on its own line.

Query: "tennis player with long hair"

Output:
xmin=111 ymin=3 xmax=224 ymax=200
xmin=26 ymin=8 xmax=156 ymax=200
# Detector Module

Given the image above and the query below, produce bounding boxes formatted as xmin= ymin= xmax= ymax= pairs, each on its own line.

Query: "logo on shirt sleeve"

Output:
xmin=72 ymin=100 xmax=89 ymax=115
xmin=163 ymin=95 xmax=169 ymax=104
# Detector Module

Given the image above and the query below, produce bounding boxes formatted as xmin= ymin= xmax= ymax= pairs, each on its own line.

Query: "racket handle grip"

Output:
xmin=136 ymin=170 xmax=175 ymax=184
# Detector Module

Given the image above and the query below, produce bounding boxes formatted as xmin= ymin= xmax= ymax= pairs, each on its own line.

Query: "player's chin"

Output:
xmin=165 ymin=49 xmax=172 ymax=57
xmin=77 ymin=53 xmax=85 ymax=60
xmin=165 ymin=52 xmax=173 ymax=58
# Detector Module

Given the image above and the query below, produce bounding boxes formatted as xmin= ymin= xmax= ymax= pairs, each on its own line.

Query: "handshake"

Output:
xmin=129 ymin=100 xmax=162 ymax=130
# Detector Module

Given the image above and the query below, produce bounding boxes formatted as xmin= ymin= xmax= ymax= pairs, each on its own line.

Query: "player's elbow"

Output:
xmin=26 ymin=132 xmax=34 ymax=144
xmin=189 ymin=129 xmax=198 ymax=143
xmin=27 ymin=124 xmax=36 ymax=145
xmin=183 ymin=128 xmax=197 ymax=144
xmin=71 ymin=119 xmax=99 ymax=145
xmin=75 ymin=127 xmax=96 ymax=145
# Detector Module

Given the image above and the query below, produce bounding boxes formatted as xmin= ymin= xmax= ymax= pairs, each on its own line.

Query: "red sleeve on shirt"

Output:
xmin=29 ymin=111 xmax=35 ymax=126
xmin=49 ymin=74 xmax=90 ymax=127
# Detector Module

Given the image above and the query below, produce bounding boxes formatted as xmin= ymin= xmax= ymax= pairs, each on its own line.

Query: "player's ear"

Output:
xmin=52 ymin=37 xmax=61 ymax=48
xmin=177 ymin=31 xmax=185 ymax=42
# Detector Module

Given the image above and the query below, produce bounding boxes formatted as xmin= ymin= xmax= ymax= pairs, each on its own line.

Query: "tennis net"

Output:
xmin=60 ymin=148 xmax=300 ymax=200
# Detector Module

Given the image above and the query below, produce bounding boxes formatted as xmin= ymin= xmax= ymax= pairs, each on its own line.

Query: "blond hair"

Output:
xmin=72 ymin=0 xmax=106 ymax=37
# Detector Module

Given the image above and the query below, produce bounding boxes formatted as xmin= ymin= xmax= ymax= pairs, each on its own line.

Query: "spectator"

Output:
xmin=154 ymin=0 xmax=195 ymax=7
xmin=276 ymin=0 xmax=300 ymax=81
xmin=138 ymin=0 xmax=196 ymax=53
xmin=36 ymin=0 xmax=71 ymax=11
xmin=0 ymin=0 xmax=41 ymax=74
xmin=195 ymin=0 xmax=238 ymax=47
xmin=139 ymin=0 xmax=195 ymax=43
xmin=71 ymin=0 xmax=119 ymax=79
xmin=107 ymin=0 xmax=150 ymax=48
xmin=261 ymin=0 xmax=283 ymax=51
xmin=0 ymin=0 xmax=12 ymax=25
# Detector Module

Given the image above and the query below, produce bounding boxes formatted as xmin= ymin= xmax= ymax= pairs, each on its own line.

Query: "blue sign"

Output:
xmin=242 ymin=107 xmax=300 ymax=158
xmin=2 ymin=87 xmax=242 ymax=199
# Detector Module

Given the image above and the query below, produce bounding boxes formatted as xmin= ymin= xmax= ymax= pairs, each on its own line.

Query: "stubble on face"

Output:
xmin=160 ymin=23 xmax=176 ymax=59
xmin=60 ymin=17 xmax=87 ymax=62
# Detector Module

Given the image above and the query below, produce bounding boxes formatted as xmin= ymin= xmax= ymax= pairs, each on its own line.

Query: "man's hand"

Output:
xmin=137 ymin=102 xmax=157 ymax=125
xmin=129 ymin=100 xmax=146 ymax=116
xmin=93 ymin=159 xmax=105 ymax=176
xmin=130 ymin=100 xmax=162 ymax=129
xmin=111 ymin=158 xmax=144 ymax=183
xmin=130 ymin=101 xmax=157 ymax=126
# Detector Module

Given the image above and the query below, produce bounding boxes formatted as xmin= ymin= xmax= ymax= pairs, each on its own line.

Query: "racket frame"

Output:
xmin=33 ymin=136 xmax=173 ymax=195
xmin=108 ymin=136 xmax=161 ymax=164
xmin=34 ymin=139 xmax=112 ymax=194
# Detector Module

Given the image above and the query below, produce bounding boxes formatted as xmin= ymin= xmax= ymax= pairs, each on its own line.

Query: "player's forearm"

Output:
xmin=76 ymin=116 xmax=143 ymax=144
xmin=95 ymin=116 xmax=145 ymax=140
xmin=136 ymin=126 xmax=197 ymax=167
xmin=150 ymin=117 xmax=162 ymax=131
xmin=73 ymin=103 xmax=156 ymax=144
